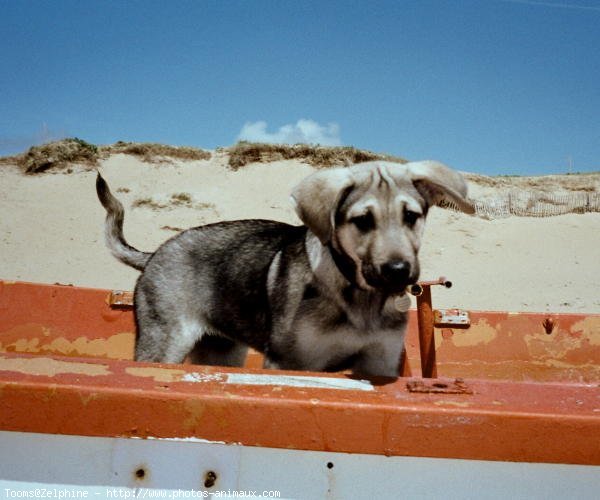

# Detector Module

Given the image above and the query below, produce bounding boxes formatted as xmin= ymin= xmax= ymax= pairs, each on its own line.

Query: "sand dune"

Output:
xmin=1 ymin=144 xmax=598 ymax=314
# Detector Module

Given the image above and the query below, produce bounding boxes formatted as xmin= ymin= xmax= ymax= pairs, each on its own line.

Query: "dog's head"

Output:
xmin=291 ymin=161 xmax=474 ymax=294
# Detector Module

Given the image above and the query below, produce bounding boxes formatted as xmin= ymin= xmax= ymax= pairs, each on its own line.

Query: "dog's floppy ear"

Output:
xmin=291 ymin=168 xmax=354 ymax=244
xmin=406 ymin=161 xmax=475 ymax=214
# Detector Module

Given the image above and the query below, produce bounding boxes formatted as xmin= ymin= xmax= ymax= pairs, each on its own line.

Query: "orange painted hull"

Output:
xmin=0 ymin=280 xmax=599 ymax=465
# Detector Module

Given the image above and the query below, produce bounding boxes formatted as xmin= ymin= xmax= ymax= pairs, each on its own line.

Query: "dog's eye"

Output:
xmin=404 ymin=209 xmax=421 ymax=226
xmin=349 ymin=212 xmax=376 ymax=232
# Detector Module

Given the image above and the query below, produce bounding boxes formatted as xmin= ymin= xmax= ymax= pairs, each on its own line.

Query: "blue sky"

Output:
xmin=1 ymin=0 xmax=599 ymax=175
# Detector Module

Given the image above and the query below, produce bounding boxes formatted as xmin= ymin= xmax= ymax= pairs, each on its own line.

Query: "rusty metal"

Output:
xmin=398 ymin=347 xmax=412 ymax=377
xmin=418 ymin=276 xmax=452 ymax=288
xmin=108 ymin=290 xmax=134 ymax=308
xmin=0 ymin=280 xmax=136 ymax=361
xmin=2 ymin=280 xmax=599 ymax=381
xmin=2 ymin=280 xmax=600 ymax=466
xmin=1 ymin=351 xmax=599 ymax=465
xmin=416 ymin=284 xmax=437 ymax=378
xmin=203 ymin=471 xmax=217 ymax=488
xmin=430 ymin=311 xmax=600 ymax=382
xmin=406 ymin=377 xmax=473 ymax=394
xmin=414 ymin=277 xmax=453 ymax=378
xmin=413 ymin=277 xmax=467 ymax=378
xmin=434 ymin=309 xmax=471 ymax=328
xmin=542 ymin=317 xmax=555 ymax=335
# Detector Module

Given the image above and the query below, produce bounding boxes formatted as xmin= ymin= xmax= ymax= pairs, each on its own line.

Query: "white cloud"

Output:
xmin=237 ymin=119 xmax=342 ymax=146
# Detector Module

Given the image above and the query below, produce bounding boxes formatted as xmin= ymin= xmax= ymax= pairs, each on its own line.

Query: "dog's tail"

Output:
xmin=96 ymin=172 xmax=151 ymax=271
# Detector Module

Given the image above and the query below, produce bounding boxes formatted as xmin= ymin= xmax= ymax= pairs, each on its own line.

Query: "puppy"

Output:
xmin=97 ymin=160 xmax=473 ymax=376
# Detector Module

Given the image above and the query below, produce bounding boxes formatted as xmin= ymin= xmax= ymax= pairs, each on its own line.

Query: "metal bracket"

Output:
xmin=108 ymin=290 xmax=134 ymax=308
xmin=406 ymin=378 xmax=473 ymax=395
xmin=434 ymin=309 xmax=471 ymax=328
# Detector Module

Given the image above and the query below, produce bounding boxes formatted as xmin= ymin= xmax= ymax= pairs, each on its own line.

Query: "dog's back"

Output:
xmin=135 ymin=220 xmax=308 ymax=355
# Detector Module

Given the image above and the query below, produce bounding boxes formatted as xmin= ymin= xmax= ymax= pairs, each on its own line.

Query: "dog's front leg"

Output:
xmin=353 ymin=336 xmax=404 ymax=378
xmin=262 ymin=357 xmax=282 ymax=370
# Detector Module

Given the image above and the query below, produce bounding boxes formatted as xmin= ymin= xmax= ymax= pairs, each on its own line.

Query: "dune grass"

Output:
xmin=3 ymin=139 xmax=211 ymax=174
xmin=226 ymin=141 xmax=407 ymax=170
xmin=4 ymin=139 xmax=400 ymax=173
xmin=10 ymin=138 xmax=100 ymax=174
xmin=102 ymin=141 xmax=211 ymax=163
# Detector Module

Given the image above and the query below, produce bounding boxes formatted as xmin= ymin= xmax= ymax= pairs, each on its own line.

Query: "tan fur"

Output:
xmin=291 ymin=161 xmax=474 ymax=293
xmin=98 ymin=161 xmax=473 ymax=375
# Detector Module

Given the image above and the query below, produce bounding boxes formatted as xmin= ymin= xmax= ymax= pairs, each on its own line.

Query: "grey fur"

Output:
xmin=96 ymin=161 xmax=473 ymax=376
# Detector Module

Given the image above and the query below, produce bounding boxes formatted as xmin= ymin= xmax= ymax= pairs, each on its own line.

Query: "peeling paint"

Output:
xmin=434 ymin=330 xmax=443 ymax=350
xmin=571 ymin=317 xmax=600 ymax=346
xmin=45 ymin=333 xmax=134 ymax=358
xmin=403 ymin=414 xmax=481 ymax=429
xmin=225 ymin=373 xmax=374 ymax=391
xmin=79 ymin=392 xmax=100 ymax=406
xmin=450 ymin=318 xmax=498 ymax=347
xmin=524 ymin=319 xmax=600 ymax=370
xmin=0 ymin=325 xmax=134 ymax=359
xmin=5 ymin=337 xmax=41 ymax=352
xmin=436 ymin=359 xmax=600 ymax=383
xmin=524 ymin=331 xmax=582 ymax=358
xmin=125 ymin=366 xmax=186 ymax=383
xmin=0 ymin=356 xmax=111 ymax=377
xmin=433 ymin=400 xmax=473 ymax=407
xmin=2 ymin=282 xmax=599 ymax=467
xmin=181 ymin=372 xmax=225 ymax=383
xmin=183 ymin=399 xmax=207 ymax=431
xmin=543 ymin=359 xmax=600 ymax=372
xmin=140 ymin=436 xmax=230 ymax=444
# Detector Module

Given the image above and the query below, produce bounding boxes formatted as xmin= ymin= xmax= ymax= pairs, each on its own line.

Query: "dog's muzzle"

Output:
xmin=363 ymin=259 xmax=417 ymax=294
xmin=381 ymin=260 xmax=411 ymax=283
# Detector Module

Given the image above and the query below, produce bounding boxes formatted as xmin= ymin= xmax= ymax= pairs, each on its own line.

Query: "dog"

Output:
xmin=96 ymin=160 xmax=473 ymax=377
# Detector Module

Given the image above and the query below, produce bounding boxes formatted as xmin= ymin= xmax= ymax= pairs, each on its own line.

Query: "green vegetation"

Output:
xmin=103 ymin=141 xmax=211 ymax=163
xmin=15 ymin=138 xmax=100 ymax=174
xmin=225 ymin=141 xmax=406 ymax=170
xmin=1 ymin=139 xmax=211 ymax=174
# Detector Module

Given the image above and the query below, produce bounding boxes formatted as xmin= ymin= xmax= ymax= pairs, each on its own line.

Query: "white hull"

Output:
xmin=1 ymin=431 xmax=598 ymax=500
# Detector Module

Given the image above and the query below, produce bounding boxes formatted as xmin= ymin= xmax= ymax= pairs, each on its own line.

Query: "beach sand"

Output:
xmin=1 ymin=150 xmax=598 ymax=314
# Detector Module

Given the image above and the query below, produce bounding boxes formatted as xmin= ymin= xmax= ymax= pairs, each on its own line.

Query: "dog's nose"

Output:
xmin=381 ymin=260 xmax=411 ymax=284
